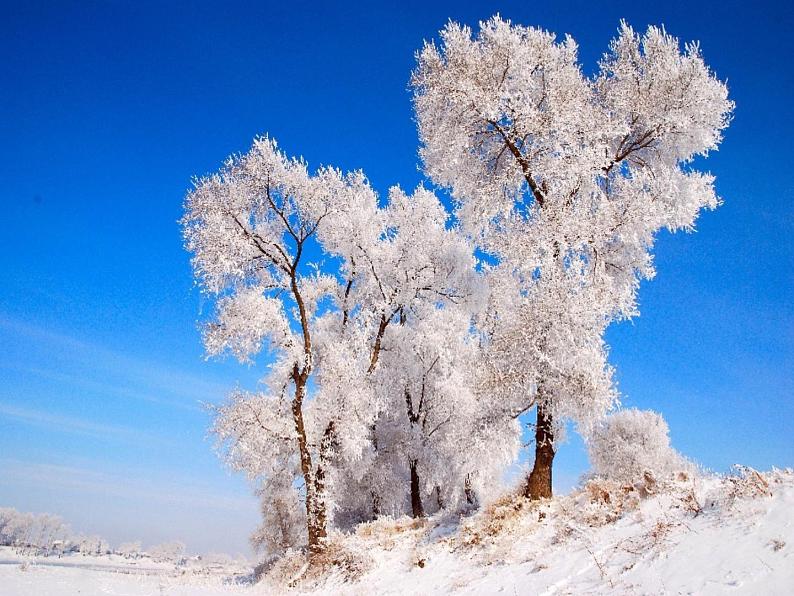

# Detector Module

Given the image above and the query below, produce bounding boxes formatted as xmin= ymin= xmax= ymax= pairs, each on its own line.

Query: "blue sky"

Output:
xmin=1 ymin=0 xmax=791 ymax=555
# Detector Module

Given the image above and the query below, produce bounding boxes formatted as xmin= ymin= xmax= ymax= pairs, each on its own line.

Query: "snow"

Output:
xmin=0 ymin=551 xmax=250 ymax=595
xmin=307 ymin=470 xmax=794 ymax=595
xmin=3 ymin=469 xmax=792 ymax=595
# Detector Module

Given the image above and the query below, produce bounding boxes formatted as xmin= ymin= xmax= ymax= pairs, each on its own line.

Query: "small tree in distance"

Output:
xmin=117 ymin=541 xmax=142 ymax=559
xmin=149 ymin=540 xmax=186 ymax=564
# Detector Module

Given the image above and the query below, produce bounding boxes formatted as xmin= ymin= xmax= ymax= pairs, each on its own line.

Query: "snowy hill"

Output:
xmin=3 ymin=468 xmax=792 ymax=595
xmin=265 ymin=467 xmax=794 ymax=595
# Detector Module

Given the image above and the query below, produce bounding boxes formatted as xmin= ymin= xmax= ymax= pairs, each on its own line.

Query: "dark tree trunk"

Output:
xmin=525 ymin=402 xmax=555 ymax=500
xmin=464 ymin=474 xmax=478 ymax=507
xmin=369 ymin=422 xmax=381 ymax=519
xmin=409 ymin=460 xmax=424 ymax=518
xmin=434 ymin=486 xmax=444 ymax=510
xmin=286 ymin=240 xmax=328 ymax=555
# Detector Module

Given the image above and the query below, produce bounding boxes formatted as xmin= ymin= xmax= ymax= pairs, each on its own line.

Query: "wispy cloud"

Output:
xmin=1 ymin=364 xmax=202 ymax=412
xmin=0 ymin=458 xmax=255 ymax=513
xmin=0 ymin=316 xmax=260 ymax=553
xmin=0 ymin=315 xmax=239 ymax=410
xmin=0 ymin=403 xmax=177 ymax=447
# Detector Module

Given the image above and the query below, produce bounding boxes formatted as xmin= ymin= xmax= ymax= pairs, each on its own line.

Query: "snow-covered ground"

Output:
xmin=3 ymin=468 xmax=792 ymax=595
xmin=0 ymin=550 xmax=251 ymax=595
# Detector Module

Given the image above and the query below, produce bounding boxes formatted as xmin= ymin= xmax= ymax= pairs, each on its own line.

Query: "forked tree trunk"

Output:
xmin=524 ymin=402 xmax=555 ymax=500
xmin=287 ymin=245 xmax=329 ymax=555
xmin=409 ymin=460 xmax=425 ymax=518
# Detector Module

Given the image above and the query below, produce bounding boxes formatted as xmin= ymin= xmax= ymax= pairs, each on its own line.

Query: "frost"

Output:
xmin=181 ymin=14 xmax=732 ymax=559
xmin=586 ymin=409 xmax=689 ymax=484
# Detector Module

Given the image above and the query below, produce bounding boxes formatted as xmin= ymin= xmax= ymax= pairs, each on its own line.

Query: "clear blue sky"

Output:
xmin=1 ymin=0 xmax=791 ymax=555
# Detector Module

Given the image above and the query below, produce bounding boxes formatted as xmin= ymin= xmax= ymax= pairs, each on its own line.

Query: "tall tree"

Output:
xmin=318 ymin=185 xmax=488 ymax=520
xmin=412 ymin=17 xmax=733 ymax=498
xmin=183 ymin=137 xmax=376 ymax=551
xmin=186 ymin=140 xmax=487 ymax=551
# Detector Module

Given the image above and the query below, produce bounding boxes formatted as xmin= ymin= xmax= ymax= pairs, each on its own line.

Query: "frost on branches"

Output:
xmin=182 ymin=16 xmax=731 ymax=560
xmin=587 ymin=409 xmax=689 ymax=484
xmin=412 ymin=16 xmax=732 ymax=498
xmin=184 ymin=139 xmax=504 ymax=554
xmin=0 ymin=508 xmax=72 ymax=555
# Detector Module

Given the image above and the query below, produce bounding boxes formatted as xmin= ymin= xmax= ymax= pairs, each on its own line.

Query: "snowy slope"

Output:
xmin=2 ymin=468 xmax=792 ymax=595
xmin=265 ymin=468 xmax=794 ymax=595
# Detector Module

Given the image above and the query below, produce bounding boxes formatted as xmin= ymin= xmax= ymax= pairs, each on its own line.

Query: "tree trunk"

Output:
xmin=434 ymin=485 xmax=444 ymax=511
xmin=409 ymin=460 xmax=424 ymax=518
xmin=525 ymin=402 xmax=555 ymax=500
xmin=291 ymin=374 xmax=326 ymax=553
xmin=311 ymin=421 xmax=336 ymax=551
xmin=369 ymin=422 xmax=381 ymax=519
xmin=464 ymin=473 xmax=478 ymax=507
xmin=287 ymin=249 xmax=327 ymax=554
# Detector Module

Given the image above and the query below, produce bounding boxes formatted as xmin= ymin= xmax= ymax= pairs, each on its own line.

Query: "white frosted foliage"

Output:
xmin=182 ymin=14 xmax=731 ymax=558
xmin=587 ymin=408 xmax=688 ymax=483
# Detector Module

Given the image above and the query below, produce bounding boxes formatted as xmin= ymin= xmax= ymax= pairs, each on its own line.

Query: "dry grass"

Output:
xmin=262 ymin=539 xmax=372 ymax=591
xmin=258 ymin=468 xmax=794 ymax=593
xmin=725 ymin=466 xmax=772 ymax=501
xmin=354 ymin=516 xmax=427 ymax=552
xmin=769 ymin=538 xmax=785 ymax=552
xmin=356 ymin=515 xmax=426 ymax=538
xmin=458 ymin=489 xmax=540 ymax=547
xmin=574 ymin=478 xmax=642 ymax=528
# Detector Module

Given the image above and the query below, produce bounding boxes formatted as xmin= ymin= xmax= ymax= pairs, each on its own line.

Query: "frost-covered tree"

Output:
xmin=0 ymin=508 xmax=71 ymax=554
xmin=412 ymin=16 xmax=732 ymax=498
xmin=117 ymin=541 xmax=142 ymax=559
xmin=30 ymin=514 xmax=70 ymax=553
xmin=2 ymin=510 xmax=34 ymax=549
xmin=183 ymin=138 xmax=374 ymax=552
xmin=186 ymin=139 xmax=486 ymax=551
xmin=0 ymin=508 xmax=17 ymax=546
xmin=361 ymin=301 xmax=516 ymax=519
xmin=311 ymin=183 xmax=489 ymax=522
xmin=78 ymin=535 xmax=109 ymax=556
xmin=313 ymin=184 xmax=513 ymax=522
xmin=588 ymin=409 xmax=687 ymax=483
xmin=149 ymin=540 xmax=186 ymax=563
